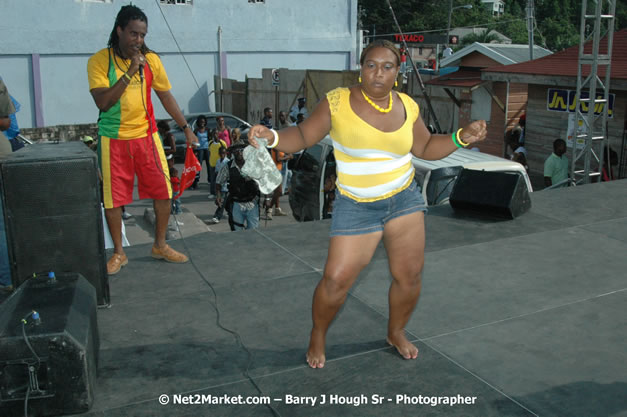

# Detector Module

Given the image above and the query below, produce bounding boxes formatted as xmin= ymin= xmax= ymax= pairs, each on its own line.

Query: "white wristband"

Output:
xmin=266 ymin=129 xmax=279 ymax=149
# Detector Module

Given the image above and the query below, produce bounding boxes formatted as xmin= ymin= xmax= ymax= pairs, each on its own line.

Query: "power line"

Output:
xmin=154 ymin=0 xmax=201 ymax=90
xmin=364 ymin=18 xmax=527 ymax=38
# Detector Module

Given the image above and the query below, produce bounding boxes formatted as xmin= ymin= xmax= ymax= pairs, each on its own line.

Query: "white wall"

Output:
xmin=0 ymin=0 xmax=358 ymax=127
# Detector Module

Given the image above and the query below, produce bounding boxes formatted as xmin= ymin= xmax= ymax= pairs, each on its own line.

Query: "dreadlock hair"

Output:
xmin=107 ymin=5 xmax=151 ymax=57
xmin=360 ymin=40 xmax=401 ymax=66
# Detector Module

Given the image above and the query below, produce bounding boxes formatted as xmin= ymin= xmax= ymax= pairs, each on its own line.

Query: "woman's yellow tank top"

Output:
xmin=327 ymin=87 xmax=420 ymax=202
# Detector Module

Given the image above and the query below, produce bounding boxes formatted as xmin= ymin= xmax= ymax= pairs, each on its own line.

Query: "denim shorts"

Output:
xmin=330 ymin=181 xmax=428 ymax=237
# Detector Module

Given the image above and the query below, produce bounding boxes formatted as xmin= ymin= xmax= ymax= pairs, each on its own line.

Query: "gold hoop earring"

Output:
xmin=395 ymin=80 xmax=398 ymax=87
xmin=358 ymin=76 xmax=362 ymax=83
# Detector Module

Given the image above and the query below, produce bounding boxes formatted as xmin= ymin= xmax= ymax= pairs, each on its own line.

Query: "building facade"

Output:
xmin=482 ymin=29 xmax=627 ymax=180
xmin=0 ymin=0 xmax=359 ymax=128
xmin=481 ymin=0 xmax=505 ymax=17
xmin=426 ymin=43 xmax=552 ymax=157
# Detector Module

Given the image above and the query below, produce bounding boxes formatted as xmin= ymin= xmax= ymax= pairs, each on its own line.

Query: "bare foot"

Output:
xmin=306 ymin=329 xmax=326 ymax=369
xmin=387 ymin=332 xmax=419 ymax=360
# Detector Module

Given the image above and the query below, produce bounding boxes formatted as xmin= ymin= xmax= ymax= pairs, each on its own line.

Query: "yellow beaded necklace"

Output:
xmin=361 ymin=89 xmax=393 ymax=113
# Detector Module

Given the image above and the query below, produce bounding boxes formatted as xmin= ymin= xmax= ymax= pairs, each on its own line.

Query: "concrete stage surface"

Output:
xmin=81 ymin=180 xmax=626 ymax=416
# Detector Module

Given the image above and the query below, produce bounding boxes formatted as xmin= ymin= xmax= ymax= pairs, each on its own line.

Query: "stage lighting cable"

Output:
xmin=20 ymin=311 xmax=41 ymax=417
xmin=21 ymin=313 xmax=41 ymax=366
xmin=24 ymin=386 xmax=31 ymax=417
xmin=140 ymin=85 xmax=282 ymax=417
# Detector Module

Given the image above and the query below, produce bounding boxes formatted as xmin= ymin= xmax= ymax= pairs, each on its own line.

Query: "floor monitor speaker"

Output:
xmin=0 ymin=273 xmax=99 ymax=416
xmin=449 ymin=169 xmax=531 ymax=219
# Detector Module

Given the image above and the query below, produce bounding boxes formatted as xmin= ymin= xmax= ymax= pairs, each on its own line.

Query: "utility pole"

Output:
xmin=446 ymin=0 xmax=454 ymax=47
xmin=526 ymin=0 xmax=535 ymax=60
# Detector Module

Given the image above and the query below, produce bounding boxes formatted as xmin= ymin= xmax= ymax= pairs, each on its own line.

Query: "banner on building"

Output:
xmin=566 ymin=113 xmax=586 ymax=150
xmin=547 ymin=88 xmax=614 ymax=118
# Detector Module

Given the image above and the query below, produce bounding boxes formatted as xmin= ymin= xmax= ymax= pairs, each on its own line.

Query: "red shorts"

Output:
xmin=99 ymin=133 xmax=172 ymax=209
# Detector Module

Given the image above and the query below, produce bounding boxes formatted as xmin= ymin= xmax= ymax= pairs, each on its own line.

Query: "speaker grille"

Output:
xmin=449 ymin=169 xmax=531 ymax=219
xmin=0 ymin=142 xmax=109 ymax=305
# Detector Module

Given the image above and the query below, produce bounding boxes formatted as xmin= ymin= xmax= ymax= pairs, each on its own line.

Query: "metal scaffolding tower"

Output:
xmin=570 ymin=0 xmax=616 ymax=184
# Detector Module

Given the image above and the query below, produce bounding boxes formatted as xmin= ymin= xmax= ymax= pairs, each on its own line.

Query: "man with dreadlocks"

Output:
xmin=87 ymin=4 xmax=197 ymax=275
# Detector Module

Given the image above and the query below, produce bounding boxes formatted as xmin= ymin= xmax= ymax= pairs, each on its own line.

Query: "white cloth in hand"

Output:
xmin=241 ymin=138 xmax=283 ymax=194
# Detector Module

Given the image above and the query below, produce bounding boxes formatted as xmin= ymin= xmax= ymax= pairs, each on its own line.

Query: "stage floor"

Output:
xmin=78 ymin=180 xmax=626 ymax=416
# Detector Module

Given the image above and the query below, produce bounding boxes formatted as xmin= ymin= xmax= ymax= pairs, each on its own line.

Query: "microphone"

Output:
xmin=139 ymin=64 xmax=144 ymax=80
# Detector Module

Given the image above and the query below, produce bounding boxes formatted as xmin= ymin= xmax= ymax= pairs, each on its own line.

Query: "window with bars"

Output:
xmin=159 ymin=0 xmax=193 ymax=5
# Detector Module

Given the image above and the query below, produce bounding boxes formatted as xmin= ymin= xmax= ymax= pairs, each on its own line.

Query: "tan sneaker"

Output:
xmin=275 ymin=207 xmax=288 ymax=216
xmin=151 ymin=244 xmax=189 ymax=263
xmin=107 ymin=253 xmax=128 ymax=275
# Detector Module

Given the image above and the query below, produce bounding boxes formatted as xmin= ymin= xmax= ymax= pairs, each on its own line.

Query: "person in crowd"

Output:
xmin=264 ymin=148 xmax=289 ymax=220
xmin=82 ymin=135 xmax=98 ymax=152
xmin=278 ymin=111 xmax=295 ymax=129
xmin=216 ymin=144 xmax=260 ymax=231
xmin=208 ymin=146 xmax=229 ymax=224
xmin=192 ymin=115 xmax=210 ymax=189
xmin=208 ymin=129 xmax=227 ymax=198
xmin=0 ymin=77 xmax=16 ymax=288
xmin=157 ymin=120 xmax=176 ymax=169
xmin=248 ymin=40 xmax=487 ymax=369
xmin=290 ymin=97 xmax=308 ymax=122
xmin=260 ymin=107 xmax=273 ymax=129
xmin=170 ymin=166 xmax=182 ymax=214
xmin=512 ymin=113 xmax=526 ymax=146
xmin=87 ymin=4 xmax=197 ymax=275
xmin=4 ymin=93 xmax=23 ymax=152
xmin=0 ymin=77 xmax=15 ymax=158
xmin=544 ymin=139 xmax=569 ymax=188
xmin=601 ymin=145 xmax=619 ymax=182
xmin=506 ymin=131 xmax=528 ymax=171
xmin=277 ymin=111 xmax=296 ymax=193
xmin=216 ymin=115 xmax=231 ymax=147
xmin=230 ymin=127 xmax=243 ymax=146
xmin=400 ymin=46 xmax=410 ymax=70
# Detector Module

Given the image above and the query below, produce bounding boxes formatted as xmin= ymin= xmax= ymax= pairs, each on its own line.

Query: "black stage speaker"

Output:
xmin=449 ymin=169 xmax=531 ymax=219
xmin=0 ymin=273 xmax=99 ymax=416
xmin=0 ymin=142 xmax=109 ymax=305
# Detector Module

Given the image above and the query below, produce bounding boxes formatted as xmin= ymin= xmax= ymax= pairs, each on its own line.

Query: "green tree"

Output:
xmin=358 ymin=0 xmax=625 ymax=51
xmin=456 ymin=28 xmax=503 ymax=50
xmin=536 ymin=17 xmax=580 ymax=51
xmin=496 ymin=15 xmax=529 ymax=44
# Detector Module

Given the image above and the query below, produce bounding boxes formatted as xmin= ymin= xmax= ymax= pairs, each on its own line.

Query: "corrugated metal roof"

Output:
xmin=489 ymin=44 xmax=553 ymax=64
xmin=426 ymin=69 xmax=482 ymax=88
xmin=441 ymin=42 xmax=552 ymax=67
xmin=482 ymin=28 xmax=627 ymax=80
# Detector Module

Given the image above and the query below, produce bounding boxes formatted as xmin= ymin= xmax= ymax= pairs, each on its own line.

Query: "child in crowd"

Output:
xmin=230 ymin=128 xmax=243 ymax=146
xmin=209 ymin=146 xmax=229 ymax=224
xmin=170 ymin=166 xmax=182 ymax=215
xmin=208 ymin=129 xmax=227 ymax=198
